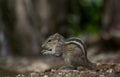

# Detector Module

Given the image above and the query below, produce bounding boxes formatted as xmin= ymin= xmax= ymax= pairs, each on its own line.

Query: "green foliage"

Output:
xmin=68 ymin=0 xmax=103 ymax=36
xmin=68 ymin=14 xmax=81 ymax=36
xmin=85 ymin=24 xmax=100 ymax=35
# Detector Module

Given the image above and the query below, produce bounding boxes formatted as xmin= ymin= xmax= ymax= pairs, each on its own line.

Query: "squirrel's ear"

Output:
xmin=54 ymin=33 xmax=61 ymax=40
xmin=54 ymin=33 xmax=60 ymax=36
xmin=54 ymin=33 xmax=65 ymax=41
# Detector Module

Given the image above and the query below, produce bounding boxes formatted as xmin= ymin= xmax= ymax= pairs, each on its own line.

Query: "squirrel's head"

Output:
xmin=41 ymin=33 xmax=64 ymax=56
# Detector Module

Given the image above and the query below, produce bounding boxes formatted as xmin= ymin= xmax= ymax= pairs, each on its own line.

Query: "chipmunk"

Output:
xmin=41 ymin=33 xmax=97 ymax=70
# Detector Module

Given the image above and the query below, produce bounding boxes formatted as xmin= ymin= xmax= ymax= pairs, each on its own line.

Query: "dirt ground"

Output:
xmin=0 ymin=49 xmax=119 ymax=77
xmin=16 ymin=63 xmax=120 ymax=77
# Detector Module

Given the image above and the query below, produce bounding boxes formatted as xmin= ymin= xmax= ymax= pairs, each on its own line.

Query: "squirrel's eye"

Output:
xmin=49 ymin=49 xmax=52 ymax=51
xmin=48 ymin=40 xmax=51 ymax=42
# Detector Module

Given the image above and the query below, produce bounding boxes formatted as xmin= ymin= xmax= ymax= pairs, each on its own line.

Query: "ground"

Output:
xmin=0 ymin=49 xmax=120 ymax=77
xmin=16 ymin=63 xmax=120 ymax=77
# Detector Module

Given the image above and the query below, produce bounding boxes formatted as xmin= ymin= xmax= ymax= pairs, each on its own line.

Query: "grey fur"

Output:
xmin=41 ymin=33 xmax=97 ymax=70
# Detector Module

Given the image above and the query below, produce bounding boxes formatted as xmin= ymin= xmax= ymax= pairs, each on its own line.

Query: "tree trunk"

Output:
xmin=0 ymin=0 xmax=69 ymax=56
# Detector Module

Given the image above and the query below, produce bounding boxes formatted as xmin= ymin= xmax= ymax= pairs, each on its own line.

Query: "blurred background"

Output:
xmin=0 ymin=0 xmax=120 ymax=76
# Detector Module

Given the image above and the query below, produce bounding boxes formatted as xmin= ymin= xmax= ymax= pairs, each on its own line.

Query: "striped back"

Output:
xmin=65 ymin=37 xmax=87 ymax=56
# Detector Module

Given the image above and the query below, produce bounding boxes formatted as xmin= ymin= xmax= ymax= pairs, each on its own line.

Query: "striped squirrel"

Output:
xmin=41 ymin=33 xmax=97 ymax=70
